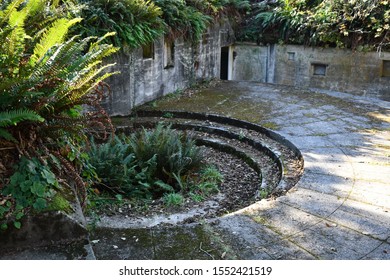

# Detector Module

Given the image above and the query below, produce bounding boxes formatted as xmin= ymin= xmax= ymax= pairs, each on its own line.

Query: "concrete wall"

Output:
xmin=231 ymin=43 xmax=268 ymax=82
xmin=231 ymin=44 xmax=390 ymax=101
xmin=103 ymin=20 xmax=235 ymax=116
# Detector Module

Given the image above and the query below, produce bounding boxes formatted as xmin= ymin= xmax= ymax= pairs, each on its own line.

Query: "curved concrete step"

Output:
xmin=116 ymin=109 xmax=304 ymax=197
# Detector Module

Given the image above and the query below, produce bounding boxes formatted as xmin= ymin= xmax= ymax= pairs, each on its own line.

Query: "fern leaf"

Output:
xmin=0 ymin=0 xmax=24 ymax=25
xmin=0 ymin=128 xmax=17 ymax=142
xmin=30 ymin=17 xmax=83 ymax=66
xmin=0 ymin=109 xmax=45 ymax=127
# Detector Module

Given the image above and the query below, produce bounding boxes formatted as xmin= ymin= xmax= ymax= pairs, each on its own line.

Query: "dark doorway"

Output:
xmin=220 ymin=46 xmax=229 ymax=80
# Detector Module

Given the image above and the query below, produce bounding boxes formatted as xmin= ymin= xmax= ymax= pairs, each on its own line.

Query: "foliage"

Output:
xmin=153 ymin=0 xmax=211 ymax=41
xmin=163 ymin=192 xmax=184 ymax=207
xmin=0 ymin=156 xmax=58 ymax=230
xmin=0 ymin=109 xmax=44 ymax=142
xmin=151 ymin=0 xmax=249 ymax=41
xmin=86 ymin=125 xmax=223 ymax=208
xmin=127 ymin=123 xmax=203 ymax=190
xmin=68 ymin=0 xmax=250 ymax=48
xmin=0 ymin=0 xmax=118 ymax=143
xmin=239 ymin=0 xmax=390 ymax=51
xmin=0 ymin=0 xmax=117 ymax=229
xmin=188 ymin=165 xmax=223 ymax=200
xmin=76 ymin=0 xmax=166 ymax=50
xmin=86 ymin=136 xmax=159 ymax=200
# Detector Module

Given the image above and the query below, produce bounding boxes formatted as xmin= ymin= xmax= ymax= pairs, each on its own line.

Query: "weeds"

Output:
xmin=163 ymin=193 xmax=184 ymax=207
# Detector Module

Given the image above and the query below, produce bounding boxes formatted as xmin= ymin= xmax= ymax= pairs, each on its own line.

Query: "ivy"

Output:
xmin=0 ymin=157 xmax=59 ymax=230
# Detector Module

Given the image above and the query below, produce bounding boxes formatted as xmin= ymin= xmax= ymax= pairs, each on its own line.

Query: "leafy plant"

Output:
xmin=0 ymin=0 xmax=118 ymax=229
xmin=86 ymin=136 xmax=157 ymax=199
xmin=163 ymin=192 xmax=184 ymax=207
xmin=191 ymin=165 xmax=223 ymax=198
xmin=127 ymin=123 xmax=203 ymax=190
xmin=240 ymin=0 xmax=390 ymax=51
xmin=0 ymin=109 xmax=44 ymax=142
xmin=154 ymin=0 xmax=212 ymax=41
xmin=1 ymin=156 xmax=58 ymax=230
xmin=76 ymin=0 xmax=166 ymax=49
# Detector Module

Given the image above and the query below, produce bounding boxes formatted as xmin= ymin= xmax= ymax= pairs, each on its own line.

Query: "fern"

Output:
xmin=76 ymin=0 xmax=166 ymax=49
xmin=0 ymin=109 xmax=44 ymax=142
xmin=0 ymin=0 xmax=24 ymax=25
xmin=0 ymin=128 xmax=16 ymax=142
xmin=0 ymin=1 xmax=118 ymax=220
xmin=0 ymin=109 xmax=44 ymax=127
xmin=30 ymin=17 xmax=83 ymax=65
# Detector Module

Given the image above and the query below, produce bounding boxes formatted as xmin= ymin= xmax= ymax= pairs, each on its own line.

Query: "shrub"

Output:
xmin=0 ymin=0 xmax=118 ymax=229
xmin=163 ymin=192 xmax=184 ymax=207
xmin=86 ymin=124 xmax=225 ymax=209
xmin=153 ymin=0 xmax=211 ymax=41
xmin=0 ymin=156 xmax=59 ymax=230
xmin=127 ymin=123 xmax=203 ymax=190
xmin=190 ymin=165 xmax=223 ymax=198
xmin=87 ymin=136 xmax=158 ymax=199
xmin=76 ymin=0 xmax=166 ymax=49
xmin=240 ymin=0 xmax=390 ymax=51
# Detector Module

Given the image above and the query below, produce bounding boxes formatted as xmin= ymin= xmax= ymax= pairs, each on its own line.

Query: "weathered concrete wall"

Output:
xmin=103 ymin=20 xmax=235 ymax=116
xmin=231 ymin=44 xmax=390 ymax=101
xmin=231 ymin=43 xmax=268 ymax=82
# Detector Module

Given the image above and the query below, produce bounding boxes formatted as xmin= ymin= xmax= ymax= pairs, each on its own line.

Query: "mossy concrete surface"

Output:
xmin=124 ymin=80 xmax=390 ymax=260
xmin=0 ymin=186 xmax=94 ymax=260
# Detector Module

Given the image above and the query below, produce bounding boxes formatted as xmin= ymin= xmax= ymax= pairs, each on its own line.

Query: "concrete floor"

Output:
xmin=115 ymin=80 xmax=389 ymax=260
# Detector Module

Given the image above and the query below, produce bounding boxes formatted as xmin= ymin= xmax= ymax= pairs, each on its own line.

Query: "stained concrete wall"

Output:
xmin=231 ymin=43 xmax=268 ymax=82
xmin=103 ymin=20 xmax=235 ymax=116
xmin=231 ymin=44 xmax=390 ymax=101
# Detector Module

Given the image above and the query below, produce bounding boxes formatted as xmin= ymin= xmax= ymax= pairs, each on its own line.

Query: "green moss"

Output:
xmin=261 ymin=122 xmax=279 ymax=130
xmin=47 ymin=194 xmax=72 ymax=213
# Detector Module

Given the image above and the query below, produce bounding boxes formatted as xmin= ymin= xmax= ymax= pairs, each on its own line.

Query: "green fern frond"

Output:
xmin=30 ymin=17 xmax=83 ymax=66
xmin=0 ymin=109 xmax=45 ymax=127
xmin=0 ymin=0 xmax=24 ymax=25
xmin=0 ymin=128 xmax=17 ymax=142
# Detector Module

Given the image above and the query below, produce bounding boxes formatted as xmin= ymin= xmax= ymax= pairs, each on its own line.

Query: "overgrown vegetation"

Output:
xmin=239 ymin=0 xmax=390 ymax=51
xmin=75 ymin=0 xmax=250 ymax=47
xmin=86 ymin=124 xmax=223 ymax=210
xmin=0 ymin=0 xmax=118 ymax=230
xmin=154 ymin=0 xmax=212 ymax=41
xmin=76 ymin=0 xmax=166 ymax=50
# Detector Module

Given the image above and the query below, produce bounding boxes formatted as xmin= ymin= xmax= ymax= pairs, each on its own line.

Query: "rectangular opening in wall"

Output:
xmin=164 ymin=38 xmax=175 ymax=69
xmin=312 ymin=63 xmax=327 ymax=76
xmin=382 ymin=60 xmax=390 ymax=77
xmin=220 ymin=46 xmax=229 ymax=80
xmin=142 ymin=43 xmax=154 ymax=59
xmin=288 ymin=52 xmax=295 ymax=61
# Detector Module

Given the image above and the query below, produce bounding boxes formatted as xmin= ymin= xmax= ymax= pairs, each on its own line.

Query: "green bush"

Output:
xmin=0 ymin=0 xmax=117 ymax=229
xmin=186 ymin=165 xmax=223 ymax=202
xmin=87 ymin=136 xmax=158 ymax=199
xmin=76 ymin=0 xmax=166 ymax=49
xmin=86 ymin=124 xmax=225 ymax=209
xmin=127 ymin=123 xmax=203 ymax=189
xmin=240 ymin=0 xmax=390 ymax=50
xmin=1 ymin=157 xmax=59 ymax=230
xmin=163 ymin=192 xmax=184 ymax=207
xmin=153 ymin=0 xmax=211 ymax=41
